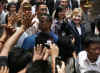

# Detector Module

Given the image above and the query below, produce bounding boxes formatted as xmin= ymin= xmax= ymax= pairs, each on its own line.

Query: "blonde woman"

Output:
xmin=62 ymin=8 xmax=86 ymax=57
xmin=70 ymin=8 xmax=86 ymax=56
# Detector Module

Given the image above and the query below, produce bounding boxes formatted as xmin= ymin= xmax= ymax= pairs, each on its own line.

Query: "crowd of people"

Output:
xmin=0 ymin=0 xmax=100 ymax=73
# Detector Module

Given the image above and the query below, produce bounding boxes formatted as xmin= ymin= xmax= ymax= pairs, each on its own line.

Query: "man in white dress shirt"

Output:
xmin=76 ymin=35 xmax=100 ymax=73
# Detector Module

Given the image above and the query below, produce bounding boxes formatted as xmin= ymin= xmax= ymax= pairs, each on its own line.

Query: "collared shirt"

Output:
xmin=25 ymin=16 xmax=39 ymax=36
xmin=76 ymin=26 xmax=82 ymax=35
xmin=77 ymin=51 xmax=100 ymax=73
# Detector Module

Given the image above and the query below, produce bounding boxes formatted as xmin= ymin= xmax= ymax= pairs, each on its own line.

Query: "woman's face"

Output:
xmin=72 ymin=12 xmax=82 ymax=25
xmin=58 ymin=9 xmax=66 ymax=20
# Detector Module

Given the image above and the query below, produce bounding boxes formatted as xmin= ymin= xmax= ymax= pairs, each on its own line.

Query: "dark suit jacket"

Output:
xmin=70 ymin=0 xmax=78 ymax=10
xmin=61 ymin=20 xmax=86 ymax=53
xmin=46 ymin=0 xmax=55 ymax=15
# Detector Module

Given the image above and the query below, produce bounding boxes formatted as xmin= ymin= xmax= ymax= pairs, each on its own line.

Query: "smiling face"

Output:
xmin=71 ymin=8 xmax=83 ymax=25
xmin=72 ymin=12 xmax=82 ymax=25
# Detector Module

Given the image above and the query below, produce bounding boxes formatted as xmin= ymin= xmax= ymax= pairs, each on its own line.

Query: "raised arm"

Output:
xmin=0 ymin=25 xmax=25 ymax=56
xmin=0 ymin=8 xmax=34 ymax=56
xmin=0 ymin=29 xmax=7 ymax=51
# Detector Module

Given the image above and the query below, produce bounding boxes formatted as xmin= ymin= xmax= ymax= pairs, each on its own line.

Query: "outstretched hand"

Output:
xmin=7 ymin=13 xmax=17 ymax=27
xmin=32 ymin=43 xmax=59 ymax=73
xmin=20 ymin=11 xmax=35 ymax=30
xmin=50 ymin=43 xmax=59 ymax=73
xmin=33 ymin=44 xmax=44 ymax=61
xmin=50 ymin=43 xmax=59 ymax=58
xmin=32 ymin=44 xmax=50 ymax=62
xmin=2 ymin=24 xmax=16 ymax=36
xmin=65 ymin=8 xmax=72 ymax=19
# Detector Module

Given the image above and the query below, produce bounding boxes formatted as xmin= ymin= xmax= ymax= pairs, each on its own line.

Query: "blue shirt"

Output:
xmin=22 ymin=32 xmax=58 ymax=50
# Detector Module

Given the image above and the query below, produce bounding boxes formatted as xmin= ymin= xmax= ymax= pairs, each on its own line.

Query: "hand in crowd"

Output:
xmin=21 ymin=12 xmax=34 ymax=30
xmin=65 ymin=8 xmax=72 ymax=19
xmin=72 ymin=51 xmax=77 ymax=59
xmin=50 ymin=43 xmax=59 ymax=58
xmin=32 ymin=44 xmax=44 ymax=61
xmin=18 ymin=67 xmax=27 ymax=73
xmin=8 ymin=13 xmax=17 ymax=27
xmin=32 ymin=44 xmax=49 ymax=61
xmin=32 ymin=43 xmax=59 ymax=73
xmin=0 ymin=66 xmax=9 ymax=73
xmin=50 ymin=43 xmax=59 ymax=73
xmin=33 ymin=43 xmax=59 ymax=61
xmin=7 ymin=4 xmax=35 ymax=31
xmin=56 ymin=61 xmax=66 ymax=73
xmin=0 ymin=24 xmax=15 ymax=52
xmin=71 ymin=37 xmax=75 ymax=44
xmin=16 ymin=5 xmax=23 ymax=22
xmin=3 ymin=24 xmax=16 ymax=36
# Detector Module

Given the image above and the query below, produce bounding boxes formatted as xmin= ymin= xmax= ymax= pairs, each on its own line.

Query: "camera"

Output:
xmin=43 ymin=40 xmax=52 ymax=49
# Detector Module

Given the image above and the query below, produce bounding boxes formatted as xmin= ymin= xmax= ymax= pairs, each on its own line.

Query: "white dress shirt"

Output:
xmin=77 ymin=51 xmax=100 ymax=73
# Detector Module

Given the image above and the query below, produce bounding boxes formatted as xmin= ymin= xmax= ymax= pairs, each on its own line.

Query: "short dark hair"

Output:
xmin=35 ymin=3 xmax=47 ymax=12
xmin=39 ymin=14 xmax=52 ymax=22
xmin=35 ymin=32 xmax=53 ymax=44
xmin=8 ymin=47 xmax=32 ymax=73
xmin=55 ymin=6 xmax=66 ymax=19
xmin=7 ymin=2 xmax=17 ymax=11
xmin=35 ymin=32 xmax=54 ymax=49
xmin=26 ymin=60 xmax=52 ymax=73
xmin=83 ymin=34 xmax=100 ymax=49
xmin=57 ymin=35 xmax=75 ymax=62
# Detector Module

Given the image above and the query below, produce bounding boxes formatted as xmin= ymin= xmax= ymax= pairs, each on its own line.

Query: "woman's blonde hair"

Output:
xmin=71 ymin=8 xmax=83 ymax=17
